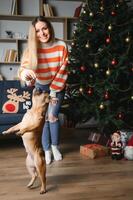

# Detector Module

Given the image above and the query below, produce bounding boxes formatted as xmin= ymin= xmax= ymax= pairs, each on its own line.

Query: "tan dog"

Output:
xmin=2 ymin=88 xmax=49 ymax=194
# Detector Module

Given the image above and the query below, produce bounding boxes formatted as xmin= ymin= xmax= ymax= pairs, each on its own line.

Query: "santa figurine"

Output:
xmin=110 ymin=130 xmax=123 ymax=160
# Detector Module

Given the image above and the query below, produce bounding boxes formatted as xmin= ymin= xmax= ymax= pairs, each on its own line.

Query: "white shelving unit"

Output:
xmin=0 ymin=0 xmax=82 ymax=80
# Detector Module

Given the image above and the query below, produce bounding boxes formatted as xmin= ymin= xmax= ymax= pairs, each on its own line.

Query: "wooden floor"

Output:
xmin=0 ymin=128 xmax=133 ymax=200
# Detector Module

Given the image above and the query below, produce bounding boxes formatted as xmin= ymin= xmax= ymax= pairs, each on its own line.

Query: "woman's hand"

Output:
xmin=21 ymin=69 xmax=36 ymax=82
xmin=21 ymin=69 xmax=36 ymax=87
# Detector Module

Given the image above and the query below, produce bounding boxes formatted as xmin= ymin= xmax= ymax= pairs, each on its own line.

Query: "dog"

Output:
xmin=2 ymin=88 xmax=49 ymax=194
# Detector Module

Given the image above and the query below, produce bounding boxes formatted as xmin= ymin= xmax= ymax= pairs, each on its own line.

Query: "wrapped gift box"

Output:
xmin=80 ymin=144 xmax=109 ymax=159
xmin=88 ymin=132 xmax=110 ymax=146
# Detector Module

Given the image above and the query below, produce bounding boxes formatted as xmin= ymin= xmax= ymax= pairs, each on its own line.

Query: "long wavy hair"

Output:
xmin=21 ymin=16 xmax=55 ymax=70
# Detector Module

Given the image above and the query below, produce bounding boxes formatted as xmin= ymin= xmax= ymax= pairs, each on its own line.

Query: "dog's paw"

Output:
xmin=40 ymin=189 xmax=46 ymax=194
xmin=2 ymin=131 xmax=7 ymax=135
xmin=27 ymin=184 xmax=33 ymax=188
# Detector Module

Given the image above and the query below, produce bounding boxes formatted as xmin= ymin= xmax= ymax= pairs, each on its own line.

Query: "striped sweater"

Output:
xmin=20 ymin=40 xmax=68 ymax=96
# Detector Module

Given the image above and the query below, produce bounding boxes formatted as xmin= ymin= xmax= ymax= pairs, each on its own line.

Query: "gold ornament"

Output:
xmin=125 ymin=37 xmax=130 ymax=43
xmin=100 ymin=6 xmax=104 ymax=11
xmin=85 ymin=42 xmax=90 ymax=48
xmin=106 ymin=69 xmax=111 ymax=75
xmin=108 ymin=24 xmax=112 ymax=30
xmin=94 ymin=63 xmax=99 ymax=68
xmin=89 ymin=12 xmax=94 ymax=17
xmin=99 ymin=103 xmax=104 ymax=110
xmin=79 ymin=87 xmax=83 ymax=93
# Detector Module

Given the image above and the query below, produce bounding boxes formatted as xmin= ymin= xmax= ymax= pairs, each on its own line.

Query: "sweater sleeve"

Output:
xmin=49 ymin=42 xmax=68 ymax=97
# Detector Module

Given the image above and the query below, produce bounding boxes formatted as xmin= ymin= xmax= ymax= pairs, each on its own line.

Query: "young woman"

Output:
xmin=18 ymin=16 xmax=68 ymax=165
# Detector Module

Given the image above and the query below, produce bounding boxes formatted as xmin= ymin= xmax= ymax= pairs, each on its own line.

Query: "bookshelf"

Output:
xmin=0 ymin=0 xmax=82 ymax=80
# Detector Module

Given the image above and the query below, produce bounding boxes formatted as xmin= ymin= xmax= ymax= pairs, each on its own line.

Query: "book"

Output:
xmin=4 ymin=49 xmax=10 ymax=62
xmin=43 ymin=3 xmax=54 ymax=17
xmin=11 ymin=0 xmax=16 ymax=15
xmin=9 ymin=49 xmax=17 ymax=62
xmin=4 ymin=49 xmax=17 ymax=62
xmin=49 ymin=5 xmax=54 ymax=16
xmin=43 ymin=4 xmax=49 ymax=17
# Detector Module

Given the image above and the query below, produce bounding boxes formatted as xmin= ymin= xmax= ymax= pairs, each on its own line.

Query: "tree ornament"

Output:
xmin=85 ymin=42 xmax=90 ymax=48
xmin=131 ymin=96 xmax=133 ymax=100
xmin=94 ymin=63 xmax=99 ymax=68
xmin=104 ymin=91 xmax=110 ymax=100
xmin=88 ymin=26 xmax=93 ymax=32
xmin=79 ymin=87 xmax=84 ymax=93
xmin=125 ymin=37 xmax=130 ymax=43
xmin=87 ymin=87 xmax=93 ymax=96
xmin=111 ymin=59 xmax=117 ymax=65
xmin=106 ymin=69 xmax=111 ymax=75
xmin=111 ymin=11 xmax=116 ymax=16
xmin=106 ymin=37 xmax=111 ymax=44
xmin=89 ymin=12 xmax=94 ymax=17
xmin=100 ymin=6 xmax=104 ymax=11
xmin=80 ymin=66 xmax=86 ymax=72
xmin=108 ymin=24 xmax=112 ymax=30
xmin=99 ymin=103 xmax=104 ymax=110
xmin=71 ymin=42 xmax=75 ymax=46
xmin=117 ymin=112 xmax=124 ymax=120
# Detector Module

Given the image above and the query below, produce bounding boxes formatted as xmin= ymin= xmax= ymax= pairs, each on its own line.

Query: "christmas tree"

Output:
xmin=67 ymin=0 xmax=133 ymax=134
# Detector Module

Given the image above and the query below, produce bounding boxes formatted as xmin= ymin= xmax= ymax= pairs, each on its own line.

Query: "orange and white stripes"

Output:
xmin=20 ymin=40 xmax=68 ymax=93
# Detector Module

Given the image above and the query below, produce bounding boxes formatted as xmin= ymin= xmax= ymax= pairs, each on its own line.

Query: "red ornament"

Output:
xmin=104 ymin=91 xmax=110 ymax=100
xmin=88 ymin=26 xmax=93 ymax=32
xmin=80 ymin=66 xmax=86 ymax=72
xmin=87 ymin=87 xmax=93 ymax=96
xmin=106 ymin=37 xmax=111 ymax=44
xmin=117 ymin=112 xmax=124 ymax=120
xmin=111 ymin=59 xmax=117 ymax=65
xmin=111 ymin=11 xmax=116 ymax=16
